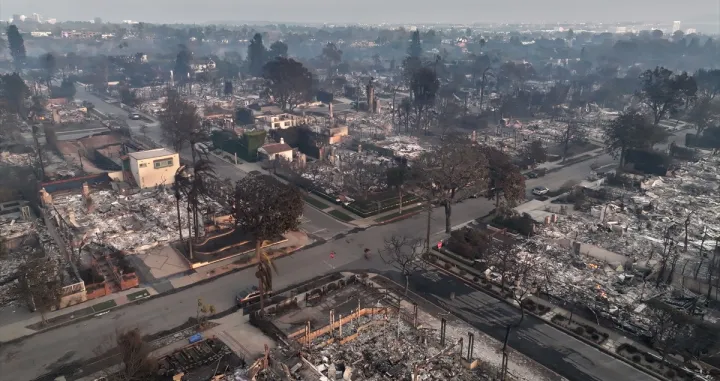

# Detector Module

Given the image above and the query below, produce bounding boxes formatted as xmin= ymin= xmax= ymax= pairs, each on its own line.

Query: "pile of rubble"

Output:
xmin=50 ymin=187 xmax=219 ymax=253
xmin=0 ymin=219 xmax=62 ymax=307
xmin=304 ymin=314 xmax=489 ymax=381
xmin=528 ymin=155 xmax=720 ymax=331
xmin=296 ymin=308 xmax=553 ymax=381
xmin=374 ymin=135 xmax=428 ymax=159
xmin=0 ymin=152 xmax=35 ymax=167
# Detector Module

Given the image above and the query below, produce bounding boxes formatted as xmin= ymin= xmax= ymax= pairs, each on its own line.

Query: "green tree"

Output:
xmin=482 ymin=146 xmax=526 ymax=209
xmin=521 ymin=140 xmax=547 ymax=167
xmin=233 ymin=174 xmax=303 ymax=311
xmin=321 ymin=42 xmax=343 ymax=74
xmin=223 ymin=80 xmax=233 ymax=96
xmin=602 ymin=109 xmax=668 ymax=166
xmin=247 ymin=33 xmax=267 ymax=77
xmin=387 ymin=165 xmax=408 ymax=213
xmin=186 ymin=160 xmax=216 ymax=243
xmin=172 ymin=165 xmax=189 ymax=243
xmin=159 ymin=90 xmax=200 ymax=154
xmin=174 ymin=45 xmax=193 ymax=86
xmin=695 ymin=68 xmax=720 ymax=100
xmin=40 ymin=53 xmax=56 ymax=88
xmin=20 ymin=257 xmax=63 ymax=324
xmin=638 ymin=67 xmax=684 ymax=125
xmin=119 ymin=87 xmax=141 ymax=107
xmin=411 ymin=67 xmax=440 ymax=131
xmin=556 ymin=120 xmax=588 ymax=161
xmin=6 ymin=25 xmax=26 ymax=69
xmin=0 ymin=73 xmax=29 ymax=117
xmin=688 ymin=95 xmax=720 ymax=135
xmin=262 ymin=57 xmax=313 ymax=111
xmin=268 ymin=40 xmax=288 ymax=58
xmin=408 ymin=30 xmax=423 ymax=58
xmin=415 ymin=134 xmax=489 ymax=234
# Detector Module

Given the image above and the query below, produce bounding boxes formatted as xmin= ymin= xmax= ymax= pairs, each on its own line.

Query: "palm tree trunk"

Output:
xmin=398 ymin=187 xmax=403 ymax=213
xmin=193 ymin=203 xmax=200 ymax=239
xmin=257 ymin=240 xmax=265 ymax=312
xmin=176 ymin=198 xmax=183 ymax=242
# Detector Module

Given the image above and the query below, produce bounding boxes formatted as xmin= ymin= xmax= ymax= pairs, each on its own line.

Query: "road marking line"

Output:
xmin=311 ymin=229 xmax=327 ymax=234
xmin=323 ymin=260 xmax=336 ymax=269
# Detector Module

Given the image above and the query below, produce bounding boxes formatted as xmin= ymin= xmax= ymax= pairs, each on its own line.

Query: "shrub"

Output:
xmin=623 ymin=345 xmax=638 ymax=354
xmin=473 ymin=276 xmax=479 ymax=282
xmin=444 ymin=263 xmax=452 ymax=270
xmin=574 ymin=326 xmax=585 ymax=335
xmin=585 ymin=326 xmax=595 ymax=334
xmin=632 ymin=355 xmax=642 ymax=363
xmin=553 ymin=315 xmax=566 ymax=322
xmin=591 ymin=334 xmax=599 ymax=341
xmin=665 ymin=370 xmax=675 ymax=378
xmin=644 ymin=354 xmax=655 ymax=363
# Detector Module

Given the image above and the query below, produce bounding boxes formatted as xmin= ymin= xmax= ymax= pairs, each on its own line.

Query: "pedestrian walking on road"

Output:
xmin=330 ymin=251 xmax=335 ymax=259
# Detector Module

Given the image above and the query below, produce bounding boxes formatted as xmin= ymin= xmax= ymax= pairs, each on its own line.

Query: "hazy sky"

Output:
xmin=4 ymin=0 xmax=719 ymax=26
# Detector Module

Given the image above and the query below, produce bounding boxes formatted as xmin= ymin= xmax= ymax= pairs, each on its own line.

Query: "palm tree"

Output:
xmin=187 ymin=160 xmax=216 ymax=240
xmin=172 ymin=165 xmax=189 ymax=242
xmin=256 ymin=240 xmax=278 ymax=310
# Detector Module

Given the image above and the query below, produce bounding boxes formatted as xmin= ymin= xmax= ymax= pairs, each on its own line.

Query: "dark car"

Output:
xmin=236 ymin=286 xmax=272 ymax=307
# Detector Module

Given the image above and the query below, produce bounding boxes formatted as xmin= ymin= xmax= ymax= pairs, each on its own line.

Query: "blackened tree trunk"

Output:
xmin=444 ymin=201 xmax=452 ymax=233
xmin=257 ymin=241 xmax=264 ymax=311
xmin=175 ymin=198 xmax=183 ymax=242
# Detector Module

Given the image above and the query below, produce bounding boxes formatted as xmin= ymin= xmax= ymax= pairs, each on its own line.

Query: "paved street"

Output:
xmin=0 ymin=154 xmax=660 ymax=381
xmin=0 ymin=89 xmax=687 ymax=380
xmin=0 ymin=210 xmax=656 ymax=381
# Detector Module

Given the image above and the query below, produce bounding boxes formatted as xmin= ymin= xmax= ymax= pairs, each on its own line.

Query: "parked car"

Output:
xmin=129 ymin=113 xmax=141 ymax=120
xmin=236 ymin=286 xmax=272 ymax=307
xmin=531 ymin=186 xmax=549 ymax=196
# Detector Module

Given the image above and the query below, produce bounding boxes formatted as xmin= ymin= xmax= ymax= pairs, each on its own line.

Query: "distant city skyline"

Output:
xmin=3 ymin=0 xmax=719 ymax=27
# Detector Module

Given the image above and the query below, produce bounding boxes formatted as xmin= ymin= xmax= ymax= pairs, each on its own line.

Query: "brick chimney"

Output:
xmin=82 ymin=182 xmax=90 ymax=199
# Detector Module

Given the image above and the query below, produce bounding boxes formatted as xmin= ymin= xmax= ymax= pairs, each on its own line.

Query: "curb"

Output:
xmin=0 ymin=244 xmax=310 ymax=346
xmin=373 ymin=208 xmax=425 ymax=226
xmin=423 ymin=259 xmax=668 ymax=381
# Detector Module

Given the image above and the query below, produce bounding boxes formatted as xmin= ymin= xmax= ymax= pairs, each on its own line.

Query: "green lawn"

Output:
xmin=304 ymin=195 xmax=330 ymax=210
xmin=375 ymin=205 xmax=424 ymax=223
xmin=329 ymin=209 xmax=355 ymax=222
xmin=92 ymin=299 xmax=118 ymax=313
xmin=127 ymin=289 xmax=150 ymax=302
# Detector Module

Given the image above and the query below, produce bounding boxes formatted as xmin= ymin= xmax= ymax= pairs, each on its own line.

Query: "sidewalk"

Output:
xmin=0 ymin=231 xmax=311 ymax=344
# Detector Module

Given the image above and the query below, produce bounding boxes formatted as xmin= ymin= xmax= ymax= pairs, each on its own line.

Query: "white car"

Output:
xmin=531 ymin=186 xmax=549 ymax=196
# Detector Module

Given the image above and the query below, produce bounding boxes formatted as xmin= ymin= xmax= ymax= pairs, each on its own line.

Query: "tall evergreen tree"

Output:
xmin=6 ymin=25 xmax=26 ymax=70
xmin=247 ymin=33 xmax=267 ymax=77
xmin=408 ymin=30 xmax=423 ymax=59
xmin=174 ymin=45 xmax=193 ymax=86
